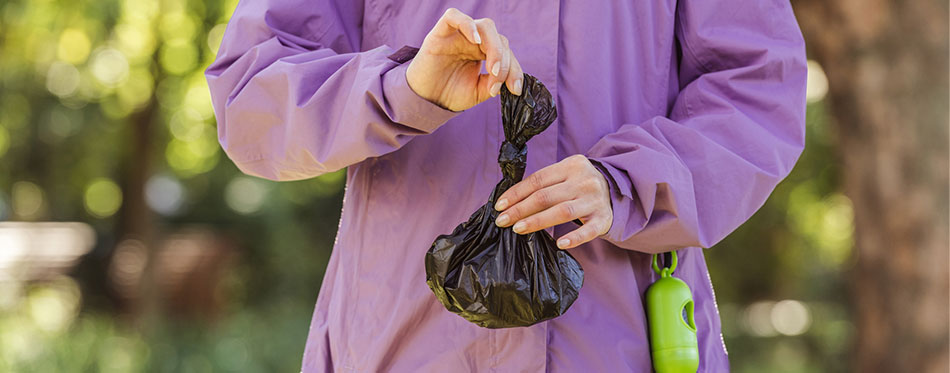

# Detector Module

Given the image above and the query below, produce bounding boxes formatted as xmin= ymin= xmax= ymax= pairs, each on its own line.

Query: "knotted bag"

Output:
xmin=425 ymin=74 xmax=585 ymax=328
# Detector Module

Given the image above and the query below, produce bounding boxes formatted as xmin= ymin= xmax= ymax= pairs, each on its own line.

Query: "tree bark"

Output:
xmin=791 ymin=0 xmax=949 ymax=371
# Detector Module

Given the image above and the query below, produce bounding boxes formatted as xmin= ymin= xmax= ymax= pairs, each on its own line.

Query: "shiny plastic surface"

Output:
xmin=424 ymin=74 xmax=585 ymax=329
xmin=646 ymin=251 xmax=700 ymax=372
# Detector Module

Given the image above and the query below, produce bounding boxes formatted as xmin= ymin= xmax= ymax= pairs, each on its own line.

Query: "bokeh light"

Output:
xmin=11 ymin=181 xmax=44 ymax=219
xmin=771 ymin=300 xmax=812 ymax=336
xmin=116 ymin=67 xmax=155 ymax=110
xmin=806 ymin=60 xmax=829 ymax=103
xmin=741 ymin=299 xmax=813 ymax=338
xmin=83 ymin=178 xmax=123 ymax=218
xmin=27 ymin=277 xmax=81 ymax=333
xmin=165 ymin=137 xmax=220 ymax=177
xmin=788 ymin=184 xmax=855 ymax=267
xmin=46 ymin=61 xmax=80 ymax=98
xmin=159 ymin=12 xmax=198 ymax=43
xmin=169 ymin=109 xmax=207 ymax=141
xmin=145 ymin=174 xmax=186 ymax=216
xmin=56 ymin=28 xmax=91 ymax=65
xmin=743 ymin=301 xmax=778 ymax=337
xmin=109 ymin=239 xmax=148 ymax=299
xmin=120 ymin=0 xmax=159 ymax=22
xmin=160 ymin=41 xmax=198 ymax=76
xmin=225 ymin=177 xmax=269 ymax=215
xmin=0 ymin=222 xmax=96 ymax=281
xmin=114 ymin=22 xmax=157 ymax=62
xmin=182 ymin=76 xmax=214 ymax=120
xmin=207 ymin=24 xmax=227 ymax=54
xmin=42 ymin=106 xmax=81 ymax=142
xmin=90 ymin=47 xmax=130 ymax=87
xmin=100 ymin=95 xmax=134 ymax=119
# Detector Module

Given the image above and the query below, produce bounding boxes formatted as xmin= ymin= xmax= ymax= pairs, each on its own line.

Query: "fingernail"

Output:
xmin=512 ymin=79 xmax=522 ymax=95
xmin=495 ymin=214 xmax=510 ymax=227
xmin=557 ymin=238 xmax=571 ymax=249
xmin=491 ymin=62 xmax=500 ymax=76
xmin=473 ymin=28 xmax=482 ymax=44
xmin=512 ymin=221 xmax=526 ymax=233
xmin=495 ymin=198 xmax=508 ymax=211
xmin=490 ymin=82 xmax=502 ymax=97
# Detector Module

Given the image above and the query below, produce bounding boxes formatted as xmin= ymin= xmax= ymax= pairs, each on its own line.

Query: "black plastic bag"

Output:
xmin=425 ymin=74 xmax=585 ymax=329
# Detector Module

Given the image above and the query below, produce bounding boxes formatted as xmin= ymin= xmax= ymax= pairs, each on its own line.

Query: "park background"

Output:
xmin=0 ymin=0 xmax=947 ymax=371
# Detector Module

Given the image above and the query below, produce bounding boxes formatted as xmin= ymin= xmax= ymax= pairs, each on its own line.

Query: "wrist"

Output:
xmin=381 ymin=62 xmax=460 ymax=133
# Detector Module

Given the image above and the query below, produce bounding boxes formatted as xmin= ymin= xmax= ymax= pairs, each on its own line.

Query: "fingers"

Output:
xmin=493 ymin=154 xmax=615 ymax=249
xmin=495 ymin=162 xmax=568 ymax=212
xmin=473 ymin=18 xmax=509 ymax=97
xmin=506 ymin=47 xmax=524 ymax=96
xmin=556 ymin=215 xmax=611 ymax=249
xmin=495 ymin=183 xmax=574 ymax=228
xmin=434 ymin=10 xmax=523 ymax=98
xmin=509 ymin=200 xmax=594 ymax=235
xmin=472 ymin=35 xmax=522 ymax=102
xmin=436 ymin=8 xmax=481 ymax=45
xmin=472 ymin=18 xmax=527 ymax=98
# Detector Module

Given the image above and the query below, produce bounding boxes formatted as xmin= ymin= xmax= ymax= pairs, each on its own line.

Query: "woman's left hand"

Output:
xmin=494 ymin=154 xmax=613 ymax=249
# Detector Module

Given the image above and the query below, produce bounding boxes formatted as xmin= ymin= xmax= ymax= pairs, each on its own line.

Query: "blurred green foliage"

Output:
xmin=0 ymin=0 xmax=851 ymax=371
xmin=0 ymin=0 xmax=344 ymax=370
xmin=707 ymin=101 xmax=854 ymax=373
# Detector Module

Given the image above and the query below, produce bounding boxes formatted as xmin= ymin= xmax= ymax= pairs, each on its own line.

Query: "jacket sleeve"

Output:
xmin=586 ymin=0 xmax=807 ymax=254
xmin=206 ymin=0 xmax=458 ymax=181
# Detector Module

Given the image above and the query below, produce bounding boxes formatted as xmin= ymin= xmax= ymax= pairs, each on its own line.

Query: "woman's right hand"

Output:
xmin=406 ymin=8 xmax=524 ymax=112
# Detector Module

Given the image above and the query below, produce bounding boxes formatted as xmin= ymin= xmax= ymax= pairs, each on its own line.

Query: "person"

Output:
xmin=206 ymin=0 xmax=806 ymax=371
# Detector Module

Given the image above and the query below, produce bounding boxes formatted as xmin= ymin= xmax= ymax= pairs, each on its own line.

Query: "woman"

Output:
xmin=206 ymin=0 xmax=806 ymax=371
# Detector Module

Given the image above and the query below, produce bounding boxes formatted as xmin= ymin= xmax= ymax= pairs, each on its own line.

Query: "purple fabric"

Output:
xmin=206 ymin=0 xmax=806 ymax=371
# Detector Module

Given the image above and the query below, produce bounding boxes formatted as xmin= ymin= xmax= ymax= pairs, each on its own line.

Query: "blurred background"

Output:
xmin=0 ymin=0 xmax=946 ymax=371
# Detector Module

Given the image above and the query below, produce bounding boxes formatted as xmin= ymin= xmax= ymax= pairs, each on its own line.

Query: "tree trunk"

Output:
xmin=118 ymin=96 xmax=156 ymax=243
xmin=791 ymin=0 xmax=949 ymax=371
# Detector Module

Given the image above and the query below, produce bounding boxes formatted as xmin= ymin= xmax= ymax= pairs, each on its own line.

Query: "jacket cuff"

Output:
xmin=587 ymin=158 xmax=643 ymax=244
xmin=381 ymin=54 xmax=459 ymax=133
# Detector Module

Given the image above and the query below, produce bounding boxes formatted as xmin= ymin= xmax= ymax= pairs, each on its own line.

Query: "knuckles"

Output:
xmin=527 ymin=173 xmax=545 ymax=192
xmin=579 ymin=178 xmax=599 ymax=193
xmin=566 ymin=154 xmax=587 ymax=168
xmin=561 ymin=154 xmax=608 ymax=200
xmin=533 ymin=189 xmax=551 ymax=207
xmin=589 ymin=221 xmax=604 ymax=236
xmin=476 ymin=17 xmax=496 ymax=29
xmin=558 ymin=203 xmax=576 ymax=219
xmin=507 ymin=205 xmax=525 ymax=222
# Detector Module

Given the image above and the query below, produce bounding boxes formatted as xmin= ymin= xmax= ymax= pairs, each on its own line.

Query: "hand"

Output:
xmin=406 ymin=8 xmax=524 ymax=112
xmin=494 ymin=155 xmax=614 ymax=249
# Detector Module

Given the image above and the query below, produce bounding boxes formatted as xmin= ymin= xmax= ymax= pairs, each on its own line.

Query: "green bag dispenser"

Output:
xmin=646 ymin=251 xmax=699 ymax=373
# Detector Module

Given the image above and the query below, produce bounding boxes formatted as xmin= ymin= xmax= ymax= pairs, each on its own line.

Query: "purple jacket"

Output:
xmin=207 ymin=0 xmax=806 ymax=371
